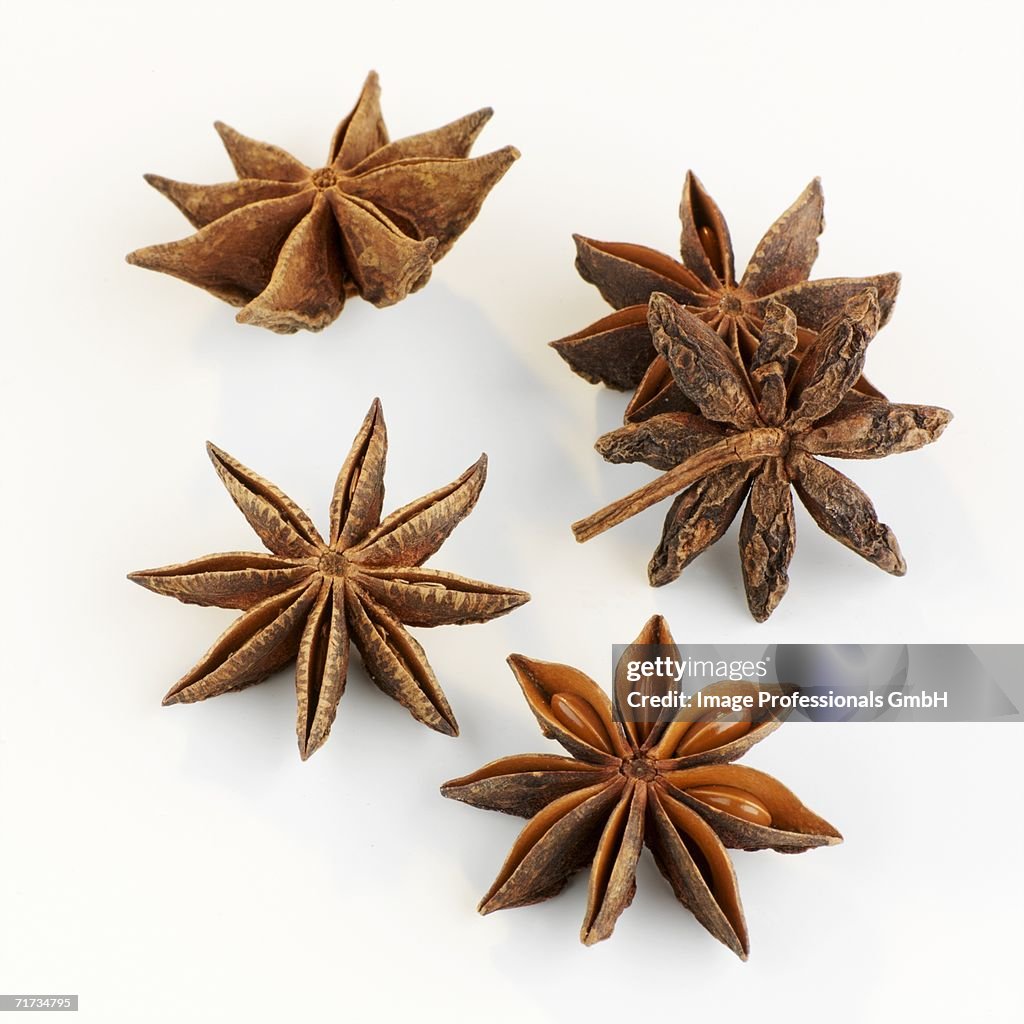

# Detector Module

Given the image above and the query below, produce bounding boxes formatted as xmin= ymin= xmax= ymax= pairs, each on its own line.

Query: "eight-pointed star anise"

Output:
xmin=572 ymin=290 xmax=952 ymax=620
xmin=551 ymin=172 xmax=899 ymax=422
xmin=129 ymin=400 xmax=529 ymax=758
xmin=126 ymin=71 xmax=518 ymax=333
xmin=442 ymin=616 xmax=841 ymax=955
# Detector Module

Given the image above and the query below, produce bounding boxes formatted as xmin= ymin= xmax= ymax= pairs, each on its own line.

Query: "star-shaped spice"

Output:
xmin=442 ymin=616 xmax=841 ymax=955
xmin=126 ymin=71 xmax=518 ymax=333
xmin=129 ymin=400 xmax=529 ymax=758
xmin=551 ymin=172 xmax=899 ymax=421
xmin=572 ymin=290 xmax=952 ymax=620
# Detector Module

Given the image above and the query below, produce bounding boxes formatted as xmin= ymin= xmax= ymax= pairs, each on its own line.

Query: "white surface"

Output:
xmin=2 ymin=1 xmax=1022 ymax=1021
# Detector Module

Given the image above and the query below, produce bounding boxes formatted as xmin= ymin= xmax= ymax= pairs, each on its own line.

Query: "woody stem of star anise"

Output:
xmin=572 ymin=428 xmax=787 ymax=542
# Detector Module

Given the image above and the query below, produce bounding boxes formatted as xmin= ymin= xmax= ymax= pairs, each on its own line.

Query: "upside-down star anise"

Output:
xmin=126 ymin=71 xmax=518 ymax=333
xmin=129 ymin=400 xmax=529 ymax=758
xmin=571 ymin=290 xmax=951 ymax=620
xmin=551 ymin=172 xmax=899 ymax=421
xmin=442 ymin=616 xmax=841 ymax=955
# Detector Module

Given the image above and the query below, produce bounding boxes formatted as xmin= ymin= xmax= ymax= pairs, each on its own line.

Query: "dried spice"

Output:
xmin=442 ymin=616 xmax=841 ymax=955
xmin=126 ymin=72 xmax=518 ymax=333
xmin=573 ymin=291 xmax=951 ymax=620
xmin=551 ymin=172 xmax=899 ymax=421
xmin=129 ymin=400 xmax=529 ymax=758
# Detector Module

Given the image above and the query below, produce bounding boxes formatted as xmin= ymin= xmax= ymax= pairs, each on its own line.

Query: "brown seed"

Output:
xmin=551 ymin=693 xmax=614 ymax=754
xmin=698 ymin=225 xmax=724 ymax=279
xmin=676 ymin=711 xmax=752 ymax=757
xmin=685 ymin=785 xmax=772 ymax=827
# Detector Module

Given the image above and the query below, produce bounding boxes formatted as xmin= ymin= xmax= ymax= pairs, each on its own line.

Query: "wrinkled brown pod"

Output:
xmin=128 ymin=72 xmax=518 ymax=333
xmin=573 ymin=292 xmax=951 ymax=620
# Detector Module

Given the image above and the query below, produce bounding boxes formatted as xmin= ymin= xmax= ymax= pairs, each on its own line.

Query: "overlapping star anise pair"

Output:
xmin=554 ymin=174 xmax=951 ymax=618
xmin=443 ymin=615 xmax=841 ymax=955
xmin=127 ymin=72 xmax=517 ymax=333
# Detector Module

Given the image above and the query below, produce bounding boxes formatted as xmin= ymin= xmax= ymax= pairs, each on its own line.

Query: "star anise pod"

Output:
xmin=442 ymin=616 xmax=841 ymax=955
xmin=551 ymin=172 xmax=899 ymax=422
xmin=128 ymin=400 xmax=529 ymax=758
xmin=126 ymin=71 xmax=518 ymax=334
xmin=572 ymin=290 xmax=951 ymax=620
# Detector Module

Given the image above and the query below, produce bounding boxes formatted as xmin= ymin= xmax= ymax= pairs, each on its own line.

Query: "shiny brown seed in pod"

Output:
xmin=550 ymin=692 xmax=614 ymax=753
xmin=698 ymin=225 xmax=725 ymax=278
xmin=686 ymin=784 xmax=772 ymax=826
xmin=676 ymin=709 xmax=752 ymax=756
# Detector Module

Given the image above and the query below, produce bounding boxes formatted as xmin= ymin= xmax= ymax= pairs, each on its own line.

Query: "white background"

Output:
xmin=2 ymin=1 xmax=1022 ymax=1021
